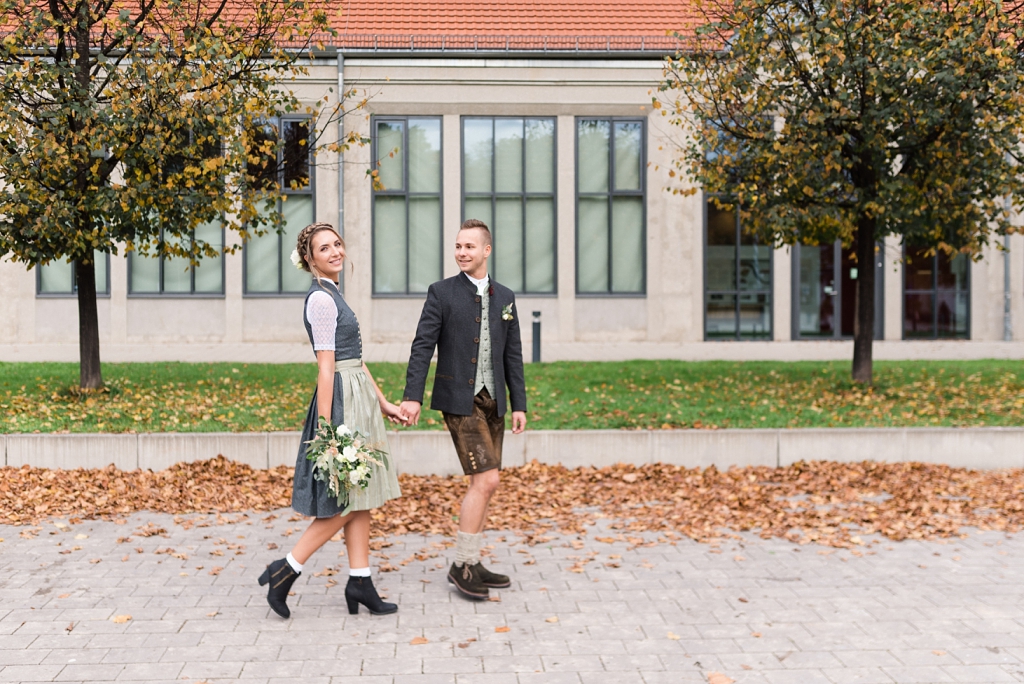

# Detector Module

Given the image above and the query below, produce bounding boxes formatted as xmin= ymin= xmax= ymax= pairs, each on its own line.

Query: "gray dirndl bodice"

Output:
xmin=302 ymin=279 xmax=363 ymax=362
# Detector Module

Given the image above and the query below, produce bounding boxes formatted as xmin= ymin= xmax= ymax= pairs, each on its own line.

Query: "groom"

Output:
xmin=400 ymin=218 xmax=527 ymax=600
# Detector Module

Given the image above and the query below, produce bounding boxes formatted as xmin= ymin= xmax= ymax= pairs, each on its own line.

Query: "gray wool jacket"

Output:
xmin=403 ymin=272 xmax=527 ymax=417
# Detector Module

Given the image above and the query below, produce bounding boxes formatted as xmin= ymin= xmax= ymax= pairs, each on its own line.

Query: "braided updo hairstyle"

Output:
xmin=295 ymin=222 xmax=345 ymax=275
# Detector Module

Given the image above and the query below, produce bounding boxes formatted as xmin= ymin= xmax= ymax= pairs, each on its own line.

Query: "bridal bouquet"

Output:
xmin=305 ymin=417 xmax=388 ymax=507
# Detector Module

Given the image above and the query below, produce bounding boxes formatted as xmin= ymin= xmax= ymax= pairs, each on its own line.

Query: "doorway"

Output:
xmin=793 ymin=241 xmax=884 ymax=340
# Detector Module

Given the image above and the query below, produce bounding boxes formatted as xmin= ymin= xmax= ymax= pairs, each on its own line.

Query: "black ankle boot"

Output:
xmin=258 ymin=558 xmax=300 ymax=619
xmin=345 ymin=576 xmax=398 ymax=615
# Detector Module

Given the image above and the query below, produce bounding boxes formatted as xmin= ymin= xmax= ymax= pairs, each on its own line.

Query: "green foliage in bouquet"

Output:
xmin=305 ymin=417 xmax=388 ymax=509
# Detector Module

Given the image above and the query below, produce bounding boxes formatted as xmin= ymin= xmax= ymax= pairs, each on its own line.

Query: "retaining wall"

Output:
xmin=2 ymin=428 xmax=1022 ymax=473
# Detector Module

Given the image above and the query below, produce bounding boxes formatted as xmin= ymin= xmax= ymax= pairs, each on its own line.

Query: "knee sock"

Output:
xmin=349 ymin=567 xmax=371 ymax=577
xmin=285 ymin=552 xmax=303 ymax=574
xmin=455 ymin=531 xmax=481 ymax=567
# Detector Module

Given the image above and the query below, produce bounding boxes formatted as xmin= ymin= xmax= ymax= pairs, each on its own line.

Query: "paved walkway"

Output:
xmin=1 ymin=511 xmax=1023 ymax=684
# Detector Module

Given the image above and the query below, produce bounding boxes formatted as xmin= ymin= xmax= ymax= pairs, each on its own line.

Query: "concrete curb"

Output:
xmin=2 ymin=428 xmax=1023 ymax=473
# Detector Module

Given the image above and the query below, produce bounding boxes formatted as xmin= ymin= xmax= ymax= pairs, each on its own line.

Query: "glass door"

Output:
xmin=794 ymin=241 xmax=883 ymax=340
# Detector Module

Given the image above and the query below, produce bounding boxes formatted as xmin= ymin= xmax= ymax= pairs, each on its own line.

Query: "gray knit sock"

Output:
xmin=454 ymin=531 xmax=481 ymax=567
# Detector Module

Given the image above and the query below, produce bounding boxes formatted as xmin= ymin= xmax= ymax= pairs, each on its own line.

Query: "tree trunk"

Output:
xmin=76 ymin=257 xmax=103 ymax=389
xmin=851 ymin=213 xmax=876 ymax=384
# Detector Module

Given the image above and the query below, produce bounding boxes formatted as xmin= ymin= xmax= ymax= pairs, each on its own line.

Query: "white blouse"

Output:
xmin=306 ymin=286 xmax=339 ymax=351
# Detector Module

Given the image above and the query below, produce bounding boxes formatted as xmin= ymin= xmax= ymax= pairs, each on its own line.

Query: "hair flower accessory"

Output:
xmin=289 ymin=248 xmax=304 ymax=270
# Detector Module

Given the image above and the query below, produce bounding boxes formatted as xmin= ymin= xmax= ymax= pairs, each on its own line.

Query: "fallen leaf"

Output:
xmin=410 ymin=636 xmax=429 ymax=645
xmin=112 ymin=615 xmax=132 ymax=624
xmin=741 ymin=664 xmax=752 ymax=670
xmin=932 ymin=650 xmax=946 ymax=656
xmin=89 ymin=558 xmax=101 ymax=564
xmin=65 ymin=622 xmax=74 ymax=633
xmin=667 ymin=632 xmax=681 ymax=640
xmin=58 ymin=593 xmax=70 ymax=599
xmin=121 ymin=555 xmax=129 ymax=562
xmin=707 ymin=673 xmax=735 ymax=684
xmin=751 ymin=632 xmax=762 ymax=638
xmin=209 ymin=566 xmax=223 ymax=576
xmin=487 ymin=595 xmax=502 ymax=602
xmin=545 ymin=616 xmax=559 ymax=623
xmin=495 ymin=626 xmax=510 ymax=633
xmin=737 ymin=597 xmax=749 ymax=603
xmin=74 ymin=534 xmax=88 ymax=540
xmin=206 ymin=611 xmax=218 ymax=617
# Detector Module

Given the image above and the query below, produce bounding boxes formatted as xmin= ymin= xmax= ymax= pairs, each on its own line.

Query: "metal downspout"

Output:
xmin=337 ymin=53 xmax=345 ymax=239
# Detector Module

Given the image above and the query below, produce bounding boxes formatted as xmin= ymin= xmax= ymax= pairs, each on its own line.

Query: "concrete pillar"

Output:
xmin=883 ymin=234 xmax=902 ymax=341
xmin=556 ymin=114 xmax=576 ymax=343
xmin=773 ymin=245 xmax=792 ymax=341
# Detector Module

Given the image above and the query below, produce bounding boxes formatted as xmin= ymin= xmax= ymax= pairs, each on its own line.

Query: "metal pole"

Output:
xmin=532 ymin=311 xmax=541 ymax=363
xmin=1005 ymin=233 xmax=1012 ymax=341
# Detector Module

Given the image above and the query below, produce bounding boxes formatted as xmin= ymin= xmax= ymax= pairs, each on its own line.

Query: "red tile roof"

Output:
xmin=329 ymin=0 xmax=701 ymax=52
xmin=333 ymin=0 xmax=699 ymax=35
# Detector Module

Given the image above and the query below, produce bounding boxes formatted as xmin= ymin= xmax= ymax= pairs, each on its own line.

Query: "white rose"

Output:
xmin=337 ymin=425 xmax=352 ymax=437
xmin=348 ymin=469 xmax=362 ymax=485
xmin=342 ymin=446 xmax=358 ymax=462
xmin=290 ymin=248 xmax=304 ymax=270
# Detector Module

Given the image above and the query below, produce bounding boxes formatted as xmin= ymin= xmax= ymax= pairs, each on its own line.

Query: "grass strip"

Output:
xmin=1 ymin=359 xmax=1022 ymax=434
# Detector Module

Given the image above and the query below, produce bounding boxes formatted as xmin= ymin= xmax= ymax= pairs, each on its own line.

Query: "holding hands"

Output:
xmin=380 ymin=400 xmax=409 ymax=425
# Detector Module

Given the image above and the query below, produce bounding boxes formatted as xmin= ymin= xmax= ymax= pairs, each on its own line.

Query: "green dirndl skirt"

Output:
xmin=292 ymin=358 xmax=402 ymax=517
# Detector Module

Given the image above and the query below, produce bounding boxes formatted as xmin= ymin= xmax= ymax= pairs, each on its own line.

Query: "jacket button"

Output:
xmin=468 ymin=379 xmax=474 ymax=385
xmin=474 ymin=337 xmax=480 ymax=343
xmin=475 ymin=296 xmax=481 ymax=302
xmin=471 ymin=357 xmax=477 ymax=364
xmin=475 ymin=317 xmax=481 ymax=323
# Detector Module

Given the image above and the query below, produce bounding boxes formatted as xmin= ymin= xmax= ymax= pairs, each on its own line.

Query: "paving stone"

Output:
xmin=2 ymin=514 xmax=1024 ymax=684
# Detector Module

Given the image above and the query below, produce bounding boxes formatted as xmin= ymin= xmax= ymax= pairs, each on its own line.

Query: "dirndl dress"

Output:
xmin=291 ymin=279 xmax=401 ymax=518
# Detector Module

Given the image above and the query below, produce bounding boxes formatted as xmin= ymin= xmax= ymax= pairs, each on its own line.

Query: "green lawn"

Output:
xmin=1 ymin=359 xmax=1022 ymax=433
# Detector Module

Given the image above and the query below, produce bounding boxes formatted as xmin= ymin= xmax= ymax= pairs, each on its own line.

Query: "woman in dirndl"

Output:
xmin=258 ymin=222 xmax=404 ymax=618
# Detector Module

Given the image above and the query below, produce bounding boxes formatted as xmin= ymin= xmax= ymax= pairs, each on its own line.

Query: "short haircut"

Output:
xmin=459 ymin=218 xmax=492 ymax=246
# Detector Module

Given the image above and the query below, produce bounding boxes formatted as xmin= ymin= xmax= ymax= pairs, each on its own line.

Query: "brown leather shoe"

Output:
xmin=472 ymin=562 xmax=510 ymax=588
xmin=447 ymin=562 xmax=489 ymax=600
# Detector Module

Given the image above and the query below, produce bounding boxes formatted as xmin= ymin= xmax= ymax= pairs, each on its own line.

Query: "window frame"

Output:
xmin=127 ymin=224 xmax=226 ymax=298
xmin=702 ymin=196 xmax=773 ymax=341
xmin=901 ymin=244 xmax=971 ymax=340
xmin=369 ymin=114 xmax=444 ymax=298
xmin=460 ymin=115 xmax=558 ymax=296
xmin=35 ymin=254 xmax=111 ymax=298
xmin=242 ymin=115 xmax=316 ymax=298
xmin=574 ymin=116 xmax=647 ymax=297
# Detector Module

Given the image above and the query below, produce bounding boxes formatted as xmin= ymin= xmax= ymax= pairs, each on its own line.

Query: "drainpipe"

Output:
xmin=337 ymin=52 xmax=345 ymax=239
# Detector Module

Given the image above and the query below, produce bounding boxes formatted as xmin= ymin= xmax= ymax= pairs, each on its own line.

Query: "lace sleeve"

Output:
xmin=306 ymin=291 xmax=338 ymax=351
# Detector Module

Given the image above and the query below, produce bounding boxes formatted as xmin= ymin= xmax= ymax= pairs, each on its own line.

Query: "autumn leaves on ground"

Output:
xmin=2 ymin=359 xmax=1023 ymax=433
xmin=2 ymin=457 xmax=1022 ymax=549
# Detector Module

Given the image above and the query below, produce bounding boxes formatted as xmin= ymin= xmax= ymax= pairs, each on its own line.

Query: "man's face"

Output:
xmin=454 ymin=227 xmax=491 ymax=275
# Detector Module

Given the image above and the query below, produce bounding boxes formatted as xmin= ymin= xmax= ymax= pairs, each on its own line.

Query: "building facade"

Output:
xmin=2 ymin=5 xmax=1023 ymax=363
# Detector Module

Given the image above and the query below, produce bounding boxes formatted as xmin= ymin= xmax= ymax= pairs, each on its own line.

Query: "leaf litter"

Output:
xmin=2 ymin=458 xmax=1023 ymax=548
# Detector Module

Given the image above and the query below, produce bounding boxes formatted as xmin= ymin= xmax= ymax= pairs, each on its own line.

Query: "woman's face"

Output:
xmin=308 ymin=230 xmax=345 ymax=279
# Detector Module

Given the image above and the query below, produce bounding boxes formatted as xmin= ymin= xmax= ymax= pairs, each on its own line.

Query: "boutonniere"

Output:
xmin=488 ymin=285 xmax=494 ymax=296
xmin=501 ymin=304 xmax=513 ymax=321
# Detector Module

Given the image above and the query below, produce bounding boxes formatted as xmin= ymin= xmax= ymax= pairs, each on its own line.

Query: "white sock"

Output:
xmin=455 ymin=531 xmax=481 ymax=567
xmin=349 ymin=567 xmax=371 ymax=577
xmin=285 ymin=552 xmax=303 ymax=573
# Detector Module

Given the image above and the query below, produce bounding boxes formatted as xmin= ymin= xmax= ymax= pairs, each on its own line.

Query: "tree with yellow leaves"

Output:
xmin=0 ymin=0 xmax=361 ymax=388
xmin=660 ymin=0 xmax=1024 ymax=383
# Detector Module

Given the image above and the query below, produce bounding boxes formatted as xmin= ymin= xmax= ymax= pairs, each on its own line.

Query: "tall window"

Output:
xmin=576 ymin=118 xmax=645 ymax=294
xmin=462 ymin=117 xmax=556 ymax=293
xmin=129 ymin=221 xmax=224 ymax=295
xmin=372 ymin=116 xmax=442 ymax=295
xmin=705 ymin=200 xmax=772 ymax=340
xmin=903 ymin=245 xmax=969 ymax=339
xmin=37 ymin=252 xmax=110 ymax=296
xmin=244 ymin=118 xmax=313 ymax=294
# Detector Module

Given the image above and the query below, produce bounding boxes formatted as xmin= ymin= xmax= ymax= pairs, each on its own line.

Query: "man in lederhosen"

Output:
xmin=400 ymin=218 xmax=527 ymax=600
